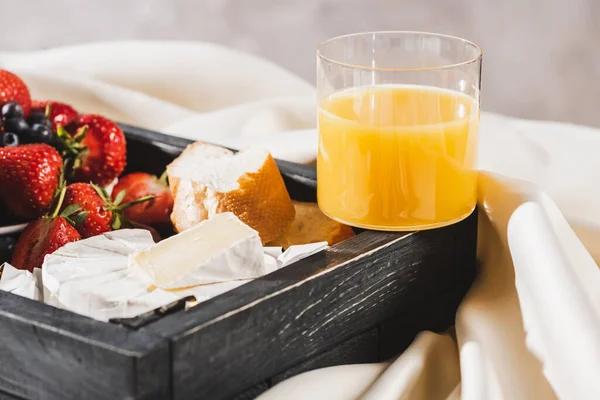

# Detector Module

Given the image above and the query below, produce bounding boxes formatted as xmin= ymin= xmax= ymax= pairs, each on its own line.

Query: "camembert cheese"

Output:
xmin=129 ymin=212 xmax=266 ymax=289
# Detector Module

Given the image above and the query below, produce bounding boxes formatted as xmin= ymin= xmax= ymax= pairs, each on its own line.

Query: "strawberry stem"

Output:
xmin=73 ymin=125 xmax=88 ymax=141
xmin=90 ymin=183 xmax=154 ymax=230
xmin=119 ymin=195 xmax=155 ymax=210
xmin=51 ymin=187 xmax=67 ymax=218
xmin=55 ymin=125 xmax=90 ymax=182
xmin=113 ymin=189 xmax=127 ymax=206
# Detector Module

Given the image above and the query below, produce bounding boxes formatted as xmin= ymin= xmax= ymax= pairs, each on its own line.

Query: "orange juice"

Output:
xmin=317 ymin=85 xmax=478 ymax=230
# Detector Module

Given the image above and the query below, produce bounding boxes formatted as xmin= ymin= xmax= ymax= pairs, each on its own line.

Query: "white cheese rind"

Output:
xmin=37 ymin=225 xmax=329 ymax=322
xmin=0 ymin=263 xmax=42 ymax=300
xmin=129 ymin=212 xmax=266 ymax=289
xmin=43 ymin=229 xmax=155 ymax=296
xmin=42 ymin=229 xmax=170 ymax=321
xmin=277 ymin=242 xmax=328 ymax=267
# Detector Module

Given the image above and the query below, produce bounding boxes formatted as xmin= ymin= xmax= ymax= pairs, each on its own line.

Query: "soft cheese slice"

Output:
xmin=129 ymin=212 xmax=267 ymax=289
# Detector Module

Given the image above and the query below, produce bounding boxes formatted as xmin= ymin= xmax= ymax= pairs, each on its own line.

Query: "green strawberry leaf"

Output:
xmin=119 ymin=195 xmax=154 ymax=210
xmin=73 ymin=125 xmax=88 ymax=141
xmin=113 ymin=189 xmax=127 ymax=206
xmin=61 ymin=204 xmax=82 ymax=218
xmin=50 ymin=187 xmax=67 ymax=218
xmin=71 ymin=210 xmax=89 ymax=227
xmin=112 ymin=213 xmax=122 ymax=230
xmin=91 ymin=183 xmax=111 ymax=204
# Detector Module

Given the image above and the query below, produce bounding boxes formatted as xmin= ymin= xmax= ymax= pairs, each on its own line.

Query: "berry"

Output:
xmin=0 ymin=131 xmax=19 ymax=147
xmin=31 ymin=100 xmax=78 ymax=130
xmin=59 ymin=114 xmax=127 ymax=186
xmin=26 ymin=124 xmax=53 ymax=144
xmin=4 ymin=118 xmax=29 ymax=134
xmin=62 ymin=183 xmax=112 ymax=238
xmin=1 ymin=102 xmax=24 ymax=120
xmin=27 ymin=111 xmax=50 ymax=128
xmin=10 ymin=188 xmax=82 ymax=271
xmin=62 ymin=182 xmax=153 ymax=238
xmin=0 ymin=144 xmax=62 ymax=220
xmin=111 ymin=172 xmax=173 ymax=228
xmin=0 ymin=70 xmax=31 ymax=117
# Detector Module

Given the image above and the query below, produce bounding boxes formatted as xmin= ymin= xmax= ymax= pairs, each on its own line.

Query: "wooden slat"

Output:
xmin=270 ymin=328 xmax=379 ymax=386
xmin=0 ymin=293 xmax=170 ymax=400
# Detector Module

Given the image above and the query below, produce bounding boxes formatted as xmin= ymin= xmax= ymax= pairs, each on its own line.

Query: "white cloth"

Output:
xmin=1 ymin=41 xmax=599 ymax=399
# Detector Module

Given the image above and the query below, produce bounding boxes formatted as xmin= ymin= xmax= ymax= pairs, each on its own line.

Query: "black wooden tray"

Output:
xmin=0 ymin=124 xmax=477 ymax=400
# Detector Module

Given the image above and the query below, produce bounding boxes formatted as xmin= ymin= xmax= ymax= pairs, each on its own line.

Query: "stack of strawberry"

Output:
xmin=0 ymin=70 xmax=174 ymax=271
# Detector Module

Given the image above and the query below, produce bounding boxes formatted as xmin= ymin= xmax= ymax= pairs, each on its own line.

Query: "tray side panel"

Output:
xmin=0 ymin=293 xmax=170 ymax=400
xmin=169 ymin=212 xmax=476 ymax=400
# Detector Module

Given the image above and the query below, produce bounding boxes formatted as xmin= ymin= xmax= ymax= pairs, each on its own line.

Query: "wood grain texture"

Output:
xmin=0 ymin=389 xmax=23 ymax=399
xmin=0 ymin=285 xmax=170 ymax=399
xmin=270 ymin=328 xmax=379 ymax=386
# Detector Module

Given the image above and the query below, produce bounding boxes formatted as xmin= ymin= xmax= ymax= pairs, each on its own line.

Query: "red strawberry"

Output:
xmin=31 ymin=100 xmax=78 ymax=130
xmin=62 ymin=183 xmax=112 ymax=238
xmin=11 ymin=189 xmax=83 ymax=271
xmin=0 ymin=70 xmax=31 ymax=116
xmin=62 ymin=182 xmax=154 ymax=238
xmin=59 ymin=114 xmax=126 ymax=186
xmin=0 ymin=144 xmax=62 ymax=220
xmin=30 ymin=100 xmax=46 ymax=109
xmin=111 ymin=172 xmax=173 ymax=227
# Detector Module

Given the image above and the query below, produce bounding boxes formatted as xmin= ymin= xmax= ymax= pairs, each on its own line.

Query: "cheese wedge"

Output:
xmin=167 ymin=142 xmax=295 ymax=243
xmin=129 ymin=212 xmax=266 ymax=289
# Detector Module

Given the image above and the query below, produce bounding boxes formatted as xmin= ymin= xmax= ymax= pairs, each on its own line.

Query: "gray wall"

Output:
xmin=3 ymin=0 xmax=599 ymax=127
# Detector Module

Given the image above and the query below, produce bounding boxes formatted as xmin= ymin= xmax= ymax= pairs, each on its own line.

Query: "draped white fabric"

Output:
xmin=3 ymin=41 xmax=598 ymax=400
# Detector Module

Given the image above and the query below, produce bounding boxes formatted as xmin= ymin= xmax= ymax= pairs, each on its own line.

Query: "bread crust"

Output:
xmin=168 ymin=143 xmax=295 ymax=243
xmin=213 ymin=153 xmax=295 ymax=243
xmin=268 ymin=201 xmax=355 ymax=248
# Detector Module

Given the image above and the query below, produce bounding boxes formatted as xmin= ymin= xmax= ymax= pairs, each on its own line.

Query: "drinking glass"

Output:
xmin=317 ymin=31 xmax=482 ymax=231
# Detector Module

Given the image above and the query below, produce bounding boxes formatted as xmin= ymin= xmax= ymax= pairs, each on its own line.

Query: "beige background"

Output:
xmin=1 ymin=0 xmax=599 ymax=127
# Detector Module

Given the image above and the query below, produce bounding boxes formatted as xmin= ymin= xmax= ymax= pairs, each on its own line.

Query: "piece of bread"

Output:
xmin=268 ymin=201 xmax=355 ymax=248
xmin=167 ymin=142 xmax=295 ymax=244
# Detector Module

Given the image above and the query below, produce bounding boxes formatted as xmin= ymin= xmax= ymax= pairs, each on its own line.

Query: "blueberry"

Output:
xmin=26 ymin=123 xmax=53 ymax=144
xmin=1 ymin=102 xmax=24 ymax=120
xmin=27 ymin=111 xmax=50 ymax=128
xmin=0 ymin=131 xmax=19 ymax=147
xmin=4 ymin=118 xmax=29 ymax=134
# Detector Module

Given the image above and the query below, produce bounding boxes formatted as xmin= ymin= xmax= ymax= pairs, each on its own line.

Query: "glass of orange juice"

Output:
xmin=317 ymin=32 xmax=482 ymax=231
